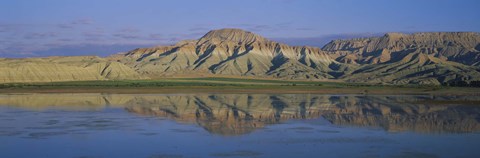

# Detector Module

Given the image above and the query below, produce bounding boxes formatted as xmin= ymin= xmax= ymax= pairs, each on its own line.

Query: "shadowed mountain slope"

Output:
xmin=323 ymin=32 xmax=480 ymax=65
xmin=1 ymin=29 xmax=479 ymax=85
xmin=322 ymin=32 xmax=480 ymax=84
xmin=109 ymin=28 xmax=341 ymax=80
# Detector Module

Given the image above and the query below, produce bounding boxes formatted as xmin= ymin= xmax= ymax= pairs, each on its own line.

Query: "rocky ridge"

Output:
xmin=1 ymin=29 xmax=479 ymax=85
xmin=110 ymin=28 xmax=339 ymax=80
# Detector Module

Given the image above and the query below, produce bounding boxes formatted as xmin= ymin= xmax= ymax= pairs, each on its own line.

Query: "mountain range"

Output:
xmin=1 ymin=28 xmax=480 ymax=85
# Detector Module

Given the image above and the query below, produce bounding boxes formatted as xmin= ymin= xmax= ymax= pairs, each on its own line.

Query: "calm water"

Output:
xmin=0 ymin=93 xmax=479 ymax=158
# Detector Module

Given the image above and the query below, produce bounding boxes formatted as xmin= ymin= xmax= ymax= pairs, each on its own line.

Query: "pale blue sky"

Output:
xmin=1 ymin=0 xmax=479 ymax=57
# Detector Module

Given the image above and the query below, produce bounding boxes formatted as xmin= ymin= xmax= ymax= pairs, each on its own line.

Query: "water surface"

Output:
xmin=0 ymin=93 xmax=479 ymax=158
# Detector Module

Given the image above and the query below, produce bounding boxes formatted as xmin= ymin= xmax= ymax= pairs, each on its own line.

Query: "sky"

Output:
xmin=1 ymin=0 xmax=479 ymax=58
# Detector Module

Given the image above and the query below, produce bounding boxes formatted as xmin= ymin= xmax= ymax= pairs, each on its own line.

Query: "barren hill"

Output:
xmin=323 ymin=32 xmax=480 ymax=65
xmin=1 ymin=29 xmax=479 ymax=85
xmin=0 ymin=56 xmax=145 ymax=83
xmin=110 ymin=28 xmax=340 ymax=80
xmin=323 ymin=32 xmax=480 ymax=84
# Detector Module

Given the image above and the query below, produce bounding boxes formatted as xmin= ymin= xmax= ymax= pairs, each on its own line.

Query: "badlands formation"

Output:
xmin=1 ymin=29 xmax=480 ymax=85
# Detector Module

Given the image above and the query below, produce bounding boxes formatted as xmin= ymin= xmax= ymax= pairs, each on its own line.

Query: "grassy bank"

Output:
xmin=0 ymin=77 xmax=478 ymax=95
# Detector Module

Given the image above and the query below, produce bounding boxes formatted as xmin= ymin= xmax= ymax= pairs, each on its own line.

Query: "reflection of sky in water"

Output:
xmin=0 ymin=93 xmax=480 ymax=158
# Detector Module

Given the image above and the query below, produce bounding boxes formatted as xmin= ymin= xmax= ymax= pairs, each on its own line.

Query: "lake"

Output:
xmin=0 ymin=93 xmax=479 ymax=158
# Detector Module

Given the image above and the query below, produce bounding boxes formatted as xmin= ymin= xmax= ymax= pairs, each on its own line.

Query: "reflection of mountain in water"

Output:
xmin=324 ymin=96 xmax=480 ymax=133
xmin=125 ymin=94 xmax=329 ymax=135
xmin=0 ymin=93 xmax=479 ymax=135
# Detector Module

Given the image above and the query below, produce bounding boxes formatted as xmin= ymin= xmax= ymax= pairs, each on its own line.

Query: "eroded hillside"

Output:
xmin=1 ymin=29 xmax=479 ymax=85
xmin=0 ymin=56 xmax=145 ymax=83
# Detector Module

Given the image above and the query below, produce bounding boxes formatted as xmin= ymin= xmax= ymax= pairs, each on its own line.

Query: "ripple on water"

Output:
xmin=316 ymin=130 xmax=340 ymax=133
xmin=149 ymin=154 xmax=184 ymax=158
xmin=210 ymin=150 xmax=263 ymax=157
xmin=271 ymin=137 xmax=394 ymax=144
xmin=0 ymin=130 xmax=24 ymax=136
xmin=170 ymin=128 xmax=198 ymax=133
xmin=44 ymin=120 xmax=60 ymax=125
xmin=26 ymin=131 xmax=69 ymax=139
xmin=140 ymin=132 xmax=158 ymax=136
xmin=287 ymin=127 xmax=315 ymax=131
xmin=286 ymin=126 xmax=316 ymax=133
xmin=388 ymin=151 xmax=439 ymax=158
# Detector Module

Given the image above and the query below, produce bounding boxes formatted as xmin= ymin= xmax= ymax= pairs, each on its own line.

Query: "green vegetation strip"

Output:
xmin=0 ymin=77 xmax=448 ymax=90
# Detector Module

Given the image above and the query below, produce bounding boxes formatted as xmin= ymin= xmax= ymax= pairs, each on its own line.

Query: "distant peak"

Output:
xmin=384 ymin=32 xmax=407 ymax=37
xmin=198 ymin=28 xmax=269 ymax=44
xmin=207 ymin=28 xmax=250 ymax=34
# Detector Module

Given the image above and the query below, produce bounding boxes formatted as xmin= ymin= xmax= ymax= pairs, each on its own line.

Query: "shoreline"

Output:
xmin=1 ymin=86 xmax=479 ymax=95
